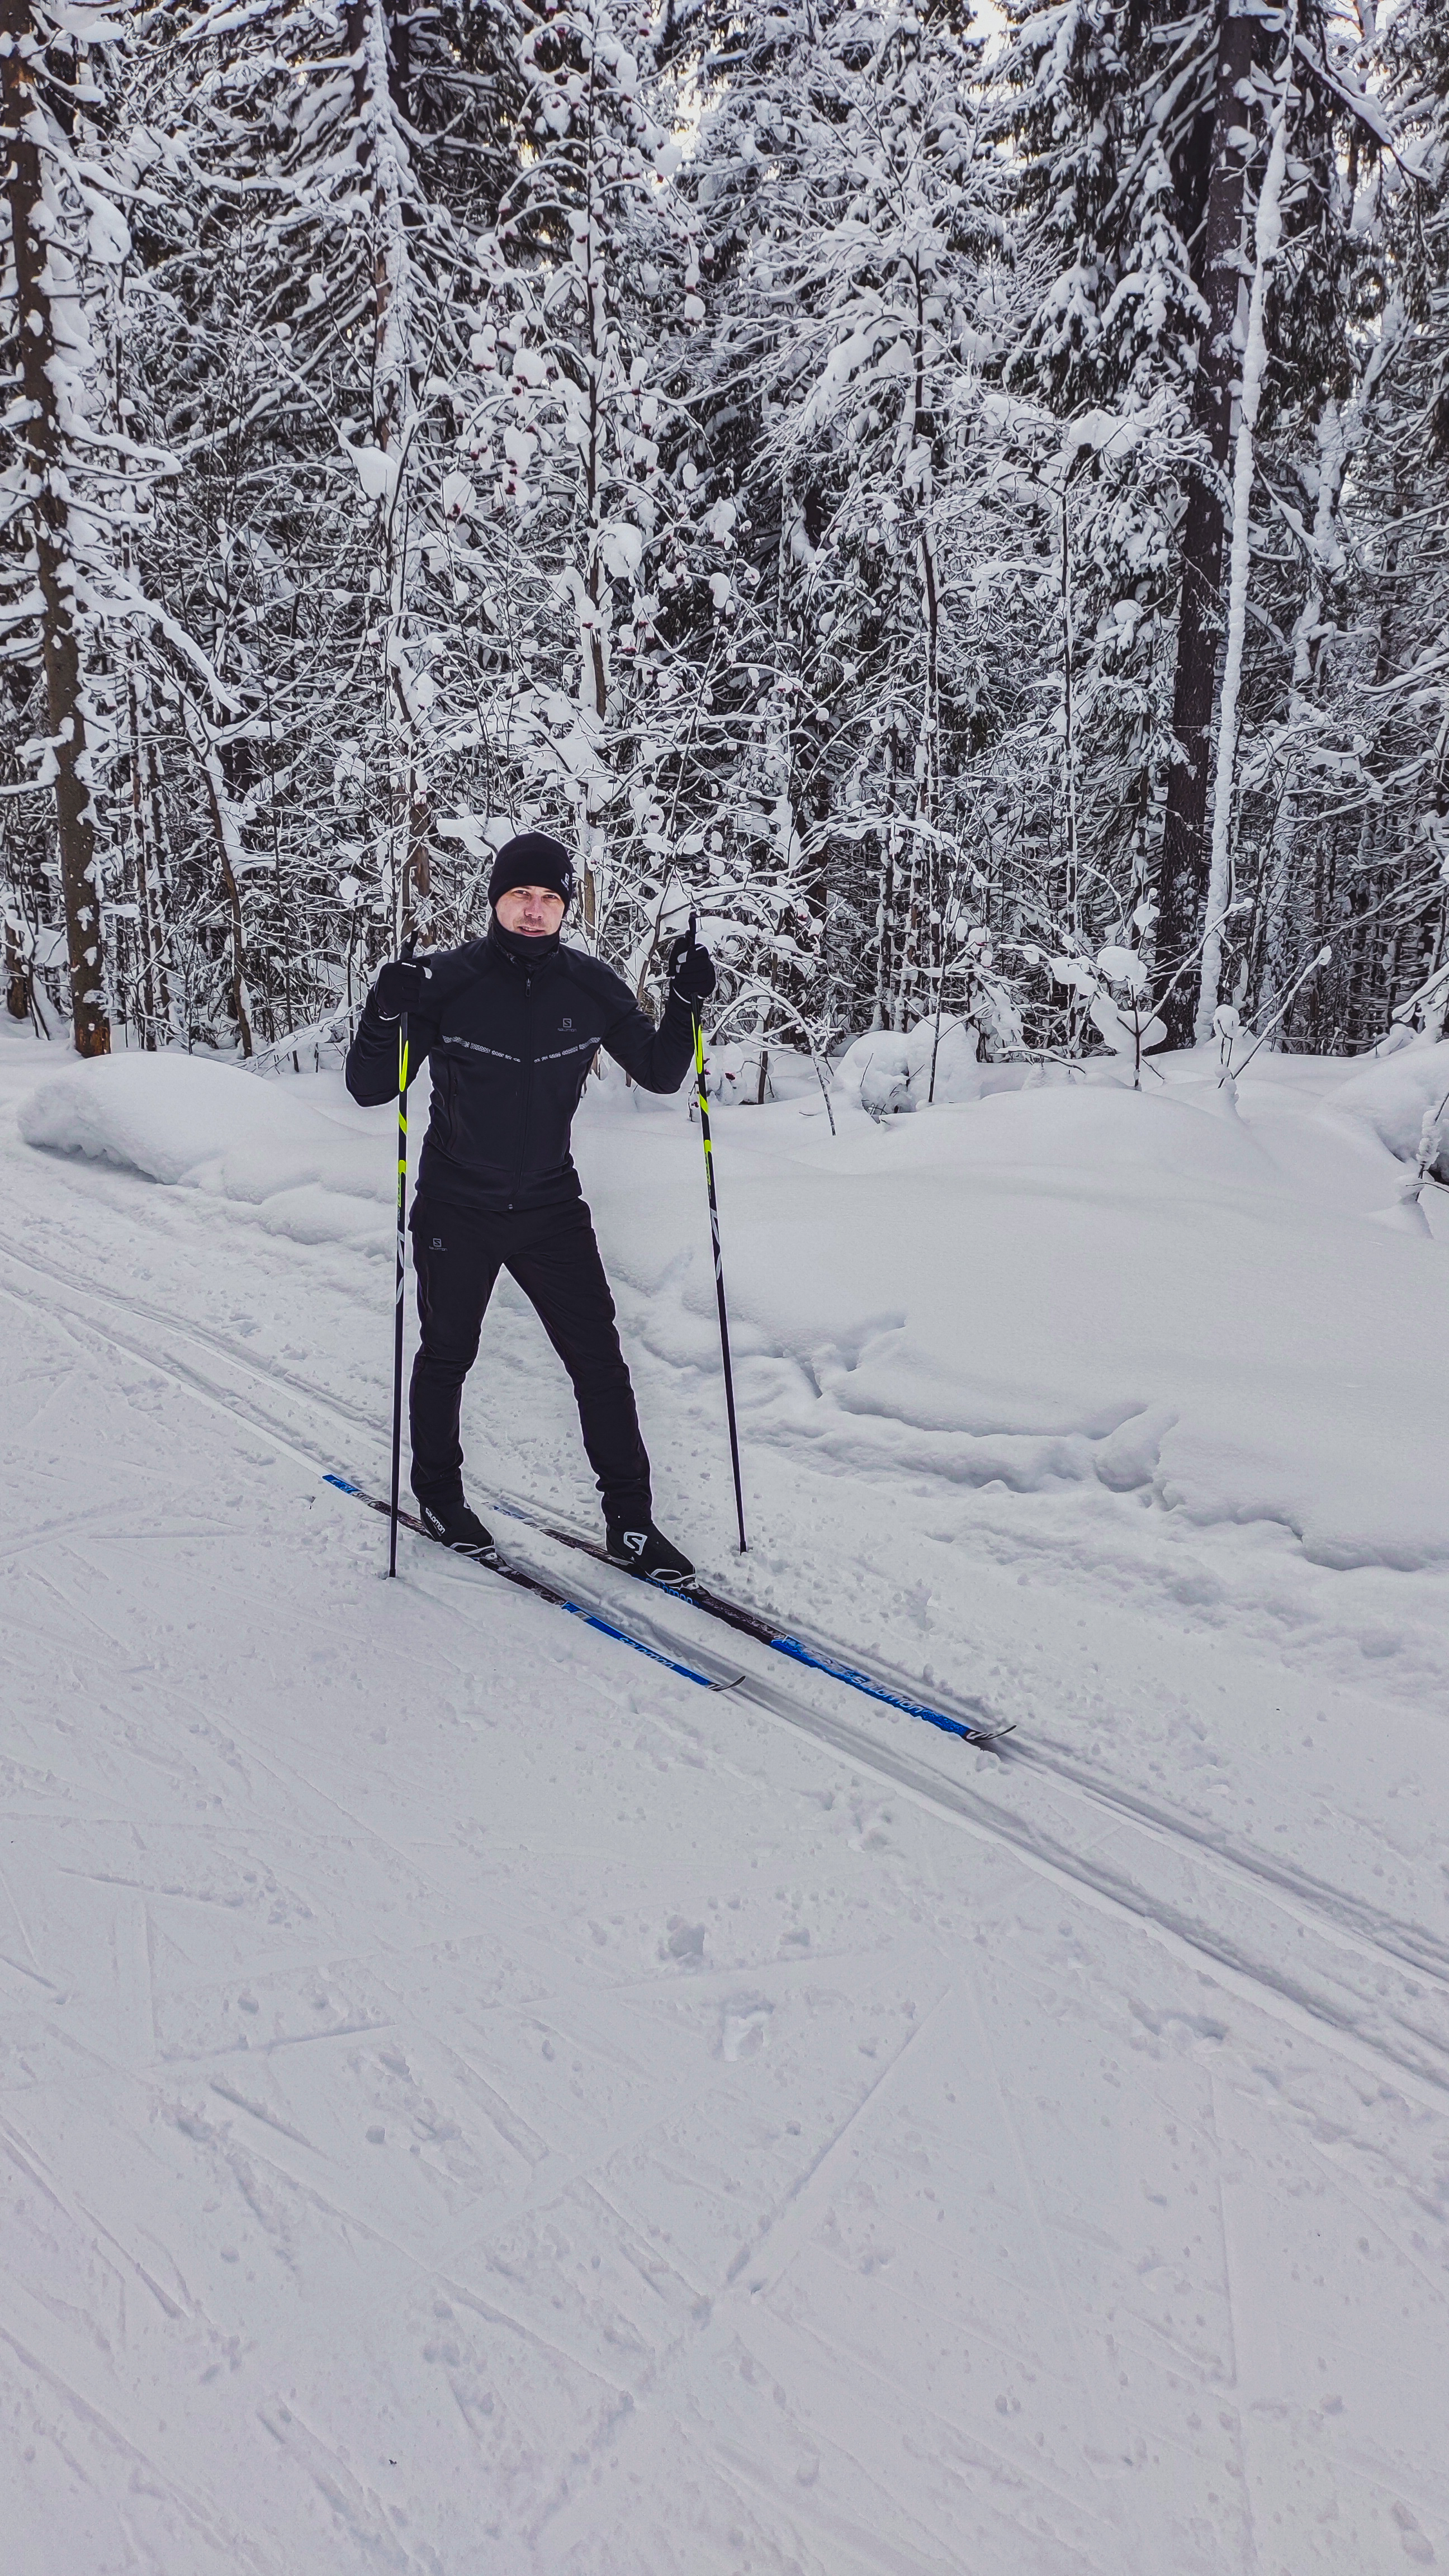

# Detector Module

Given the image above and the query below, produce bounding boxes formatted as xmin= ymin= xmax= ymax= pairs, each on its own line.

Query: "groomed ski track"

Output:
xmin=4 ymin=1219 xmax=1448 ymax=2118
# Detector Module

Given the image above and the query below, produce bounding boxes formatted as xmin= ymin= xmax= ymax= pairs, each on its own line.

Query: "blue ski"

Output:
xmin=323 ymin=1475 xmax=739 ymax=1694
xmin=486 ymin=1497 xmax=1014 ymax=1749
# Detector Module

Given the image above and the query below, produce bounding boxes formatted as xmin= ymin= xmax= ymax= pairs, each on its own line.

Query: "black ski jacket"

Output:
xmin=344 ymin=928 xmax=696 ymax=1218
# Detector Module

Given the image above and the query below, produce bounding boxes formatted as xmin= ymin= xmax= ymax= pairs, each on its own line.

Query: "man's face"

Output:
xmin=496 ymin=884 xmax=566 ymax=937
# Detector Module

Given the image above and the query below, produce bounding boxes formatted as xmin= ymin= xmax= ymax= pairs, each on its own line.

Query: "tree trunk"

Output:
xmin=1157 ymin=0 xmax=1262 ymax=1046
xmin=349 ymin=0 xmax=432 ymax=950
xmin=125 ymin=653 xmax=167 ymax=1047
xmin=1194 ymin=16 xmax=1296 ymax=1040
xmin=1 ymin=3 xmax=109 ymax=1056
xmin=5 ymin=918 xmax=31 ymax=1021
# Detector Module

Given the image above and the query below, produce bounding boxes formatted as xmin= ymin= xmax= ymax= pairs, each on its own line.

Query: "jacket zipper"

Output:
xmin=510 ymin=974 xmax=534 ymax=1209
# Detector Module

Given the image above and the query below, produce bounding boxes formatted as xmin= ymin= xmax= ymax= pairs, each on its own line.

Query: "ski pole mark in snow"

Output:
xmin=0 ymin=2314 xmax=279 ymax=2574
xmin=1 ymin=2114 xmax=201 ymax=2331
xmin=0 ymin=1945 xmax=60 ymax=1993
xmin=716 ymin=1985 xmax=951 ymax=2305
xmin=258 ymin=2401 xmax=429 ymax=2574
xmin=207 ymin=2080 xmax=320 ymax=2151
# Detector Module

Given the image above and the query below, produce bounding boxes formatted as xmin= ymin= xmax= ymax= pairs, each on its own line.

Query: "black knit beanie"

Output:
xmin=487 ymin=831 xmax=575 ymax=911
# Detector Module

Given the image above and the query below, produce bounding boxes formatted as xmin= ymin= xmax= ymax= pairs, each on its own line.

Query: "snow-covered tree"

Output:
xmin=5 ymin=0 xmax=1446 ymax=1072
xmin=108 ymin=0 xmax=534 ymax=1050
xmin=996 ymin=0 xmax=1409 ymax=1047
xmin=672 ymin=3 xmax=1025 ymax=1050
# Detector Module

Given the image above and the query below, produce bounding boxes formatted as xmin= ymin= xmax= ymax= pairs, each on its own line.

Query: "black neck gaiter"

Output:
xmin=490 ymin=920 xmax=562 ymax=969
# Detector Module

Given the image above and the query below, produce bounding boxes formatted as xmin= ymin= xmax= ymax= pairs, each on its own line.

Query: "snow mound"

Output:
xmin=926 ymin=1081 xmax=1274 ymax=1186
xmin=19 ymin=1053 xmax=394 ymax=1244
xmin=585 ymin=1079 xmax=1449 ymax=1575
xmin=834 ymin=1016 xmax=1046 ymax=1112
xmin=18 ymin=1044 xmax=1449 ymax=1573
xmin=20 ymin=1053 xmax=293 ymax=1183
xmin=1323 ymin=1038 xmax=1449 ymax=1169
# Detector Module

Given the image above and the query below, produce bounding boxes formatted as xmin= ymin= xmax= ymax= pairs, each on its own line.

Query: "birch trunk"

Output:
xmin=1194 ymin=15 xmax=1296 ymax=1039
xmin=349 ymin=0 xmax=429 ymax=944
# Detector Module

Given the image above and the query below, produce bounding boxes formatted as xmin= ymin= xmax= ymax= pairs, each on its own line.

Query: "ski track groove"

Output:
xmin=958 ymin=1976 xmax=1149 ymax=2576
xmin=1207 ymin=2085 xmax=1260 ymax=2576
xmin=11 ymin=1221 xmax=1447 ymax=1969
xmin=5 ymin=1231 xmax=1449 ymax=2123
xmin=0 ymin=2307 xmax=281 ymax=2576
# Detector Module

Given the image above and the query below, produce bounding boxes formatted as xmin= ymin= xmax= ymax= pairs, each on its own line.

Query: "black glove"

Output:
xmin=667 ymin=930 xmax=716 ymax=1006
xmin=372 ymin=956 xmax=430 ymax=1020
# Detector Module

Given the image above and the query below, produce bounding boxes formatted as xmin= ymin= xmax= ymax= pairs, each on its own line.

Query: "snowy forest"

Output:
xmin=12 ymin=10 xmax=1449 ymax=2564
xmin=3 ymin=0 xmax=1448 ymax=1073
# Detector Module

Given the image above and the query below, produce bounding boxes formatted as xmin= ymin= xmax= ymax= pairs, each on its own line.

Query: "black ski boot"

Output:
xmin=605 ymin=1518 xmax=696 ymax=1586
xmin=419 ymin=1497 xmax=497 ymax=1561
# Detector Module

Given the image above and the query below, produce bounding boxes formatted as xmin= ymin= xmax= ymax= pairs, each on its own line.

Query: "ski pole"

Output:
xmin=388 ymin=935 xmax=416 ymax=1578
xmin=686 ymin=915 xmax=747 ymax=1555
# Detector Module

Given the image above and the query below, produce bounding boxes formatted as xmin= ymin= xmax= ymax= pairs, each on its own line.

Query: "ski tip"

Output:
xmin=323 ymin=1473 xmax=360 ymax=1496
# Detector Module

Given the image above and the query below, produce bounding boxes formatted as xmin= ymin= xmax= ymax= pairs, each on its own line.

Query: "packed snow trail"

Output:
xmin=4 ymin=1026 xmax=1449 ymax=2573
xmin=6 ymin=1213 xmax=1449 ymax=2115
xmin=6 ymin=1203 xmax=1449 ymax=2056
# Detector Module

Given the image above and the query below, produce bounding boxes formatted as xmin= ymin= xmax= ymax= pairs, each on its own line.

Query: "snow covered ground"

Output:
xmin=4 ymin=1011 xmax=1449 ymax=2574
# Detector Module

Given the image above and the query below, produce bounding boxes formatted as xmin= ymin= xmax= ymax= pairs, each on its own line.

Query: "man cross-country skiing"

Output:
xmin=345 ymin=832 xmax=715 ymax=1581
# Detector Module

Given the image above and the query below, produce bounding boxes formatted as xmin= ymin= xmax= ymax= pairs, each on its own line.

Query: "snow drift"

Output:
xmin=16 ymin=1041 xmax=1449 ymax=1573
xmin=19 ymin=1053 xmax=394 ymax=1244
xmin=588 ymin=1079 xmax=1449 ymax=1575
xmin=1323 ymin=1037 xmax=1449 ymax=1171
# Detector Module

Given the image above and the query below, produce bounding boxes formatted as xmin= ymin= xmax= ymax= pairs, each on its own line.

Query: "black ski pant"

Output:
xmin=409 ymin=1192 xmax=651 ymax=1524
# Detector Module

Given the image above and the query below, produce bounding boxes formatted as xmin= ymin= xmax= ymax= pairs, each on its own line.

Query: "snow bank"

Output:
xmin=833 ymin=1016 xmax=1044 ymax=1112
xmin=1323 ymin=1037 xmax=1449 ymax=1170
xmin=18 ymin=1041 xmax=1449 ymax=1573
xmin=18 ymin=1053 xmax=394 ymax=1244
xmin=19 ymin=1052 xmax=292 ymax=1184
xmin=584 ymin=1079 xmax=1449 ymax=1576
